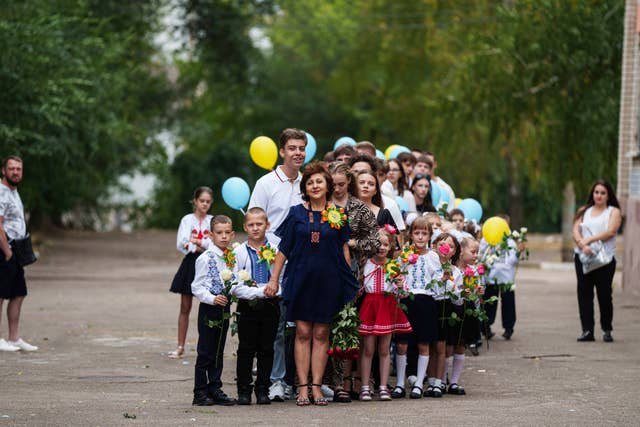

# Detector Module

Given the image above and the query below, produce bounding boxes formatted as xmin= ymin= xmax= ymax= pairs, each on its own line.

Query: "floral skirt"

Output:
xmin=359 ymin=293 xmax=412 ymax=336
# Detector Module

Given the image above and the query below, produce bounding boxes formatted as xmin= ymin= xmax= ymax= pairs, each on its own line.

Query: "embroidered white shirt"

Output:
xmin=176 ymin=213 xmax=212 ymax=255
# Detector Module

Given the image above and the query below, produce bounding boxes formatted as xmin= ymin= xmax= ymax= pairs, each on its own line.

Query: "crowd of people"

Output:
xmin=166 ymin=129 xmax=533 ymax=407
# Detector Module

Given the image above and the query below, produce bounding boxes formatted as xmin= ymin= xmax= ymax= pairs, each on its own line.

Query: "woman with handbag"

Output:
xmin=572 ymin=180 xmax=622 ymax=343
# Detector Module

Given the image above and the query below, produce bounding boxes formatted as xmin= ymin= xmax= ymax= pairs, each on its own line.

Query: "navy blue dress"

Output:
xmin=276 ymin=204 xmax=358 ymax=324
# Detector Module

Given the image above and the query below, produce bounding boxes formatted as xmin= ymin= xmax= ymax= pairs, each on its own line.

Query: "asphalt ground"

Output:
xmin=0 ymin=230 xmax=638 ymax=426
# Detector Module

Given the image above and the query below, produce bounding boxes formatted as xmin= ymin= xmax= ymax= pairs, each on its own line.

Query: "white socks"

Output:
xmin=395 ymin=354 xmax=407 ymax=388
xmin=415 ymin=355 xmax=429 ymax=389
xmin=451 ymin=353 xmax=465 ymax=384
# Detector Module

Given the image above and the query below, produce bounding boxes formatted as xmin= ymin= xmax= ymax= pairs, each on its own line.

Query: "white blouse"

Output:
xmin=578 ymin=206 xmax=616 ymax=259
xmin=176 ymin=213 xmax=212 ymax=255
xmin=362 ymin=259 xmax=395 ymax=294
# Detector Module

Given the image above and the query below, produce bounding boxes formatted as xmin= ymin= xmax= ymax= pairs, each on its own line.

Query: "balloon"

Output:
xmin=221 ymin=177 xmax=251 ymax=210
xmin=454 ymin=198 xmax=462 ymax=208
xmin=304 ymin=132 xmax=316 ymax=164
xmin=384 ymin=145 xmax=401 ymax=159
xmin=482 ymin=216 xmax=511 ymax=246
xmin=333 ymin=136 xmax=356 ymax=150
xmin=458 ymin=198 xmax=483 ymax=222
xmin=395 ymin=196 xmax=409 ymax=212
xmin=430 ymin=180 xmax=442 ymax=206
xmin=250 ymin=136 xmax=277 ymax=170
xmin=389 ymin=145 xmax=411 ymax=159
xmin=439 ymin=189 xmax=450 ymax=205
xmin=375 ymin=149 xmax=385 ymax=160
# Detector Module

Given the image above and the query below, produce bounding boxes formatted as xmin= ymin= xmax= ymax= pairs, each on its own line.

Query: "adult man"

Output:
xmin=0 ymin=156 xmax=38 ymax=352
xmin=248 ymin=128 xmax=306 ymax=401
xmin=424 ymin=151 xmax=455 ymax=211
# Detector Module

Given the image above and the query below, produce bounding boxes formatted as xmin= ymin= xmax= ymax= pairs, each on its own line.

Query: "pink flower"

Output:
xmin=408 ymin=253 xmax=419 ymax=265
xmin=477 ymin=264 xmax=485 ymax=275
xmin=384 ymin=224 xmax=397 ymax=235
xmin=438 ymin=244 xmax=450 ymax=256
xmin=464 ymin=266 xmax=475 ymax=277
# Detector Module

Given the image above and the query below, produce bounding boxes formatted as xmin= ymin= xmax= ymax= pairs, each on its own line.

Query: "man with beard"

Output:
xmin=0 ymin=155 xmax=38 ymax=352
xmin=248 ymin=128 xmax=307 ymax=401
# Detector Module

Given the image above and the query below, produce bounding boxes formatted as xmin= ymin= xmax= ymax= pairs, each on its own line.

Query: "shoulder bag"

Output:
xmin=9 ymin=233 xmax=38 ymax=267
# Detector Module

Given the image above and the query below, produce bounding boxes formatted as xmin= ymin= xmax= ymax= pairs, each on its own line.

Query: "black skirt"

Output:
xmin=397 ymin=294 xmax=438 ymax=344
xmin=445 ymin=301 xmax=480 ymax=346
xmin=170 ymin=252 xmax=199 ymax=295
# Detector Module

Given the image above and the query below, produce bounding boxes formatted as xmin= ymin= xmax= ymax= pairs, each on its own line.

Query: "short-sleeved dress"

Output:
xmin=276 ymin=204 xmax=359 ymax=324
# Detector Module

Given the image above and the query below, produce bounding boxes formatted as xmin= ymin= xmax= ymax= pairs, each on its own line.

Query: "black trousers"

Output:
xmin=194 ymin=303 xmax=230 ymax=395
xmin=236 ymin=299 xmax=280 ymax=392
xmin=575 ymin=255 xmax=616 ymax=333
xmin=484 ymin=284 xmax=516 ymax=331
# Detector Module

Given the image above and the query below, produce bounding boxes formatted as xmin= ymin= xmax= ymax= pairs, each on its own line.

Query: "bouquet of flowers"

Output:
xmin=328 ymin=303 xmax=361 ymax=360
xmin=511 ymin=227 xmax=529 ymax=260
xmin=384 ymin=245 xmax=419 ymax=283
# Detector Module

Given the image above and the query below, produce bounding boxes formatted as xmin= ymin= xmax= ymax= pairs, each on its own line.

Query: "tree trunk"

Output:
xmin=561 ymin=181 xmax=576 ymax=262
xmin=506 ymin=150 xmax=523 ymax=228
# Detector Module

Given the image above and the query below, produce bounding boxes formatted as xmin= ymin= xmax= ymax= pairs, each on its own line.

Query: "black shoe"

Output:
xmin=468 ymin=343 xmax=479 ymax=356
xmin=237 ymin=386 xmax=252 ymax=405
xmin=603 ymin=331 xmax=614 ymax=342
xmin=577 ymin=331 xmax=595 ymax=342
xmin=484 ymin=327 xmax=495 ymax=340
xmin=391 ymin=386 xmax=405 ymax=399
xmin=192 ymin=393 xmax=215 ymax=406
xmin=409 ymin=386 xmax=423 ymax=399
xmin=255 ymin=388 xmax=271 ymax=405
xmin=448 ymin=383 xmax=466 ymax=395
xmin=431 ymin=385 xmax=443 ymax=398
xmin=503 ymin=329 xmax=513 ymax=340
xmin=211 ymin=390 xmax=237 ymax=406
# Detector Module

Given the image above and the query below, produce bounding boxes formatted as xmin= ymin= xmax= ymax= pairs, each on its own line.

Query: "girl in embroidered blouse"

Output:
xmin=168 ymin=187 xmax=213 ymax=359
xmin=264 ymin=162 xmax=358 ymax=406
xmin=358 ymin=227 xmax=412 ymax=401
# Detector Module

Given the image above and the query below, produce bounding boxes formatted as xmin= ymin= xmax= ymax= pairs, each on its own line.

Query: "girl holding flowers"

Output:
xmin=358 ymin=227 xmax=412 ymax=401
xmin=392 ymin=217 xmax=438 ymax=399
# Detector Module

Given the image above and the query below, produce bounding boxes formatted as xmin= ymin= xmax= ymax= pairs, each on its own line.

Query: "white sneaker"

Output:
xmin=0 ymin=339 xmax=20 ymax=352
xmin=268 ymin=380 xmax=285 ymax=402
xmin=7 ymin=338 xmax=38 ymax=352
xmin=283 ymin=384 xmax=293 ymax=400
xmin=407 ymin=375 xmax=418 ymax=387
xmin=321 ymin=384 xmax=334 ymax=398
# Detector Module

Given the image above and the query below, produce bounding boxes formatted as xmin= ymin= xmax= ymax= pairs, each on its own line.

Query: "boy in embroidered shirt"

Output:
xmin=230 ymin=207 xmax=280 ymax=405
xmin=190 ymin=215 xmax=237 ymax=406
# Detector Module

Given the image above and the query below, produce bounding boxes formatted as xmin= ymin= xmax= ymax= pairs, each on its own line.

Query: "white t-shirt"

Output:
xmin=0 ymin=184 xmax=26 ymax=240
xmin=577 ymin=206 xmax=616 ymax=259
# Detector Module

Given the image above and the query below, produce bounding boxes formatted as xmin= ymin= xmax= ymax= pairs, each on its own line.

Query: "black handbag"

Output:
xmin=10 ymin=233 xmax=38 ymax=267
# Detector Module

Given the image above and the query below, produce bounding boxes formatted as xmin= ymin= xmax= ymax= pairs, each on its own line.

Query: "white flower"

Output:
xmin=510 ymin=284 xmax=517 ymax=291
xmin=487 ymin=255 xmax=498 ymax=265
xmin=521 ymin=227 xmax=528 ymax=234
xmin=220 ymin=269 xmax=233 ymax=282
xmin=232 ymin=242 xmax=240 ymax=249
xmin=238 ymin=269 xmax=252 ymax=282
xmin=512 ymin=231 xmax=520 ymax=239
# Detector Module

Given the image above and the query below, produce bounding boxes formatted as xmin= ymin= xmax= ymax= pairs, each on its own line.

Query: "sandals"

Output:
xmin=359 ymin=385 xmax=372 ymax=402
xmin=333 ymin=389 xmax=352 ymax=403
xmin=409 ymin=386 xmax=423 ymax=399
xmin=391 ymin=386 xmax=406 ymax=399
xmin=167 ymin=345 xmax=184 ymax=359
xmin=311 ymin=384 xmax=328 ymax=406
xmin=378 ymin=386 xmax=392 ymax=401
xmin=296 ymin=384 xmax=311 ymax=406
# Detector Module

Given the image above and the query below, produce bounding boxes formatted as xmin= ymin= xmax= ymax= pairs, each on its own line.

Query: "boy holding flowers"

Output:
xmin=230 ymin=207 xmax=281 ymax=405
xmin=190 ymin=215 xmax=237 ymax=406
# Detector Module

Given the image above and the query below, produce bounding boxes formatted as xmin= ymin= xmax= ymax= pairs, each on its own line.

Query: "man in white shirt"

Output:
xmin=0 ymin=156 xmax=38 ymax=352
xmin=248 ymin=128 xmax=306 ymax=401
xmin=424 ymin=151 xmax=455 ymax=211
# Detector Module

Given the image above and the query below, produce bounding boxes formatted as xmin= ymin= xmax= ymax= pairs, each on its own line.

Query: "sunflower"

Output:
xmin=258 ymin=245 xmax=276 ymax=264
xmin=321 ymin=206 xmax=348 ymax=229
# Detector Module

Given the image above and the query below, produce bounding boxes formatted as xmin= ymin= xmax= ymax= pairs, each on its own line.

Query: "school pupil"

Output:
xmin=358 ymin=227 xmax=412 ymax=401
xmin=449 ymin=208 xmax=465 ymax=231
xmin=168 ymin=186 xmax=214 ymax=359
xmin=230 ymin=207 xmax=280 ymax=405
xmin=426 ymin=232 xmax=462 ymax=398
xmin=190 ymin=215 xmax=237 ymax=406
xmin=393 ymin=217 xmax=439 ymax=399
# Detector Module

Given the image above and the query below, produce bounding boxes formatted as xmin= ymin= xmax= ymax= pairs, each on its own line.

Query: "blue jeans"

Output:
xmin=270 ymin=299 xmax=287 ymax=383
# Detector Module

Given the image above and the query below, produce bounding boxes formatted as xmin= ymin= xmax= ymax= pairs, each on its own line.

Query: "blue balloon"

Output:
xmin=221 ymin=177 xmax=250 ymax=210
xmin=375 ymin=149 xmax=385 ymax=160
xmin=439 ymin=188 xmax=450 ymax=205
xmin=430 ymin=180 xmax=442 ymax=206
xmin=333 ymin=136 xmax=356 ymax=150
xmin=304 ymin=132 xmax=317 ymax=164
xmin=458 ymin=198 xmax=483 ymax=222
xmin=389 ymin=145 xmax=411 ymax=159
xmin=395 ymin=196 xmax=409 ymax=212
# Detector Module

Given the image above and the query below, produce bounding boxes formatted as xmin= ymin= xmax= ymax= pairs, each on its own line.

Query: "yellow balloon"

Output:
xmin=384 ymin=144 xmax=401 ymax=159
xmin=454 ymin=198 xmax=462 ymax=208
xmin=250 ymin=136 xmax=277 ymax=170
xmin=482 ymin=216 xmax=511 ymax=246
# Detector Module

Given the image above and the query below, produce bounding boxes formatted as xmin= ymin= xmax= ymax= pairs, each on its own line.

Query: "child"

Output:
xmin=392 ymin=217 xmax=438 ymax=399
xmin=190 ymin=215 xmax=237 ymax=406
xmin=168 ymin=186 xmax=213 ymax=359
xmin=444 ymin=237 xmax=485 ymax=394
xmin=481 ymin=214 xmax=524 ymax=340
xmin=358 ymin=228 xmax=412 ymax=401
xmin=426 ymin=232 xmax=462 ymax=398
xmin=230 ymin=207 xmax=280 ymax=405
xmin=449 ymin=209 xmax=465 ymax=231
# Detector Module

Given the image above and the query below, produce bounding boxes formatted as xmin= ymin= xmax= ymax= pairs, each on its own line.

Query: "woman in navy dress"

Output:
xmin=264 ymin=162 xmax=358 ymax=406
